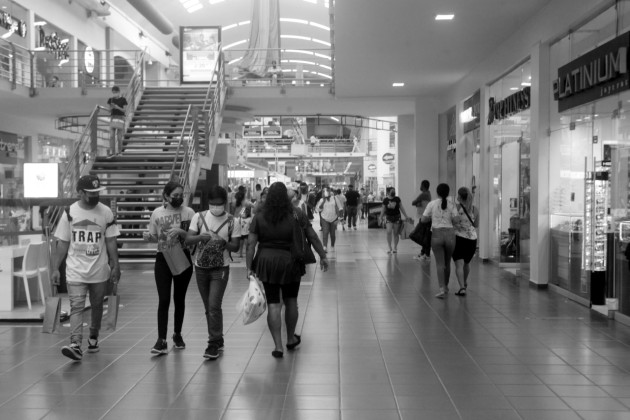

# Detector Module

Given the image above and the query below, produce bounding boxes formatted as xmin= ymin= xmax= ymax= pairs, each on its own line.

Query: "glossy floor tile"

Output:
xmin=1 ymin=222 xmax=630 ymax=419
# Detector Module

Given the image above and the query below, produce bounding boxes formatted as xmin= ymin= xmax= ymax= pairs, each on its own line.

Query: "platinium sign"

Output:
xmin=487 ymin=87 xmax=530 ymax=125
xmin=553 ymin=31 xmax=630 ymax=112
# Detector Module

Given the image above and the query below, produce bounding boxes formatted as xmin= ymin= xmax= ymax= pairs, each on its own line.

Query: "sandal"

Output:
xmin=455 ymin=288 xmax=467 ymax=296
xmin=286 ymin=334 xmax=301 ymax=350
xmin=272 ymin=350 xmax=284 ymax=358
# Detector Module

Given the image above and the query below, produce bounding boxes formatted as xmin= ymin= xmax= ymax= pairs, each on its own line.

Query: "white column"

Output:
xmin=478 ymin=87 xmax=492 ymax=260
xmin=397 ymin=114 xmax=416 ymax=209
xmin=414 ymin=97 xmax=441 ymax=199
xmin=529 ymin=41 xmax=551 ymax=286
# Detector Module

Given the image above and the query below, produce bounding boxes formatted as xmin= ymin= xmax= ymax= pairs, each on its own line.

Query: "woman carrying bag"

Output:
xmin=246 ymin=182 xmax=328 ymax=358
xmin=452 ymin=187 xmax=479 ymax=296
xmin=143 ymin=181 xmax=195 ymax=355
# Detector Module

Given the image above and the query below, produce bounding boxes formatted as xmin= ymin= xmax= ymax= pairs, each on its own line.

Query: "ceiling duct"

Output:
xmin=172 ymin=35 xmax=179 ymax=49
xmin=73 ymin=0 xmax=111 ymax=17
xmin=127 ymin=0 xmax=173 ymax=35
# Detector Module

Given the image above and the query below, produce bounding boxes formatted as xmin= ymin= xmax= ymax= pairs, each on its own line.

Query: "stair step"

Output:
xmin=116 ymin=201 xmax=163 ymax=207
xmin=104 ymin=184 xmax=165 ymax=190
xmin=117 ymin=210 xmax=158 ymax=216
xmin=118 ymin=220 xmax=150 ymax=226
xmin=100 ymin=177 xmax=166 ymax=183
xmin=94 ymin=169 xmax=172 ymax=175
xmin=94 ymin=155 xmax=180 ymax=162
xmin=120 ymin=228 xmax=150 ymax=234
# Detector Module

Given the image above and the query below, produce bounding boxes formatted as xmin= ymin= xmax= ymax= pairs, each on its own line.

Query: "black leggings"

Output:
xmin=155 ymin=251 xmax=193 ymax=339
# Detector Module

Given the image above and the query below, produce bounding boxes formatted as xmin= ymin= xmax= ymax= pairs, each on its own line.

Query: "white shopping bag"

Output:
xmin=236 ymin=275 xmax=267 ymax=325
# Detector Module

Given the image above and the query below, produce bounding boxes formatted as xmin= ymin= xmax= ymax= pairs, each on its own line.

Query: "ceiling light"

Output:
xmin=187 ymin=4 xmax=203 ymax=12
xmin=509 ymin=87 xmax=519 ymax=91
xmin=309 ymin=22 xmax=330 ymax=30
xmin=281 ymin=18 xmax=308 ymax=24
xmin=435 ymin=14 xmax=454 ymax=20
xmin=34 ymin=21 xmax=47 ymax=26
xmin=521 ymin=82 xmax=531 ymax=86
xmin=392 ymin=82 xmax=405 ymax=87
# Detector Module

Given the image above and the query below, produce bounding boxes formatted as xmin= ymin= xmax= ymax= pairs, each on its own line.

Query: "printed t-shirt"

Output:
xmin=455 ymin=205 xmax=478 ymax=240
xmin=423 ymin=198 xmax=459 ymax=229
xmin=189 ymin=211 xmax=242 ymax=267
xmin=54 ymin=202 xmax=120 ymax=283
xmin=148 ymin=206 xmax=195 ymax=252
xmin=383 ymin=196 xmax=402 ymax=217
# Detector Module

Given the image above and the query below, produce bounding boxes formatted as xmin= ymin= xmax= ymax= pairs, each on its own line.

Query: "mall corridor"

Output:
xmin=1 ymin=226 xmax=630 ymax=420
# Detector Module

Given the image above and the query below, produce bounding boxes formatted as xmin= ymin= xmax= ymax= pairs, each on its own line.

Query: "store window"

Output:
xmin=486 ymin=61 xmax=531 ymax=267
xmin=549 ymin=3 xmax=630 ymax=311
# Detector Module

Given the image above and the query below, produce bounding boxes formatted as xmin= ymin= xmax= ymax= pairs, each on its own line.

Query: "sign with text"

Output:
xmin=487 ymin=87 xmax=530 ymax=124
xmin=382 ymin=153 xmax=395 ymax=164
xmin=180 ymin=26 xmax=220 ymax=84
xmin=242 ymin=125 xmax=262 ymax=138
xmin=554 ymin=31 xmax=630 ymax=112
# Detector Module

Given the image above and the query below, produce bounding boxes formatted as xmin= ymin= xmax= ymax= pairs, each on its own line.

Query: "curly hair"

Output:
xmin=262 ymin=182 xmax=293 ymax=225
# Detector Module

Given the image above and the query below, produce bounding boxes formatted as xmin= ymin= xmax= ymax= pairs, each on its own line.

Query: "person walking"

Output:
xmin=452 ymin=187 xmax=479 ymax=296
xmin=379 ymin=188 xmax=411 ymax=254
xmin=143 ymin=181 xmax=195 ymax=354
xmin=422 ymin=183 xmax=460 ymax=298
xmin=316 ymin=186 xmax=340 ymax=254
xmin=52 ymin=175 xmax=120 ymax=361
xmin=412 ymin=180 xmax=432 ymax=261
xmin=107 ymin=85 xmax=127 ymax=156
xmin=230 ymin=190 xmax=252 ymax=258
xmin=186 ymin=186 xmax=241 ymax=360
xmin=335 ymin=189 xmax=347 ymax=231
xmin=246 ymin=182 xmax=328 ymax=358
xmin=345 ymin=185 xmax=361 ymax=230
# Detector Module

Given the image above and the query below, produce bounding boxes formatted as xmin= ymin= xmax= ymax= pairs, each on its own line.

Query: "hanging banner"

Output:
xmin=180 ymin=26 xmax=221 ymax=84
xmin=235 ymin=138 xmax=248 ymax=163
xmin=463 ymin=90 xmax=480 ymax=133
xmin=446 ymin=106 xmax=457 ymax=150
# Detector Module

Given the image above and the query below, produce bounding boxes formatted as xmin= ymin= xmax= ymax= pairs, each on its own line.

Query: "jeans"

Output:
xmin=196 ymin=266 xmax=230 ymax=344
xmin=67 ymin=281 xmax=109 ymax=344
xmin=419 ymin=221 xmax=432 ymax=256
xmin=321 ymin=218 xmax=338 ymax=247
xmin=347 ymin=205 xmax=358 ymax=227
xmin=431 ymin=228 xmax=456 ymax=290
xmin=155 ymin=251 xmax=193 ymax=339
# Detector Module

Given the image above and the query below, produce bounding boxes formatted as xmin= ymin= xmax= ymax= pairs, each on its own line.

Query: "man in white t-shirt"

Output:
xmin=52 ymin=175 xmax=120 ymax=361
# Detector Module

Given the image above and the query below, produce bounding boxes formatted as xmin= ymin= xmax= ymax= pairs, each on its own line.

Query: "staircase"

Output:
xmin=89 ymin=87 xmax=209 ymax=262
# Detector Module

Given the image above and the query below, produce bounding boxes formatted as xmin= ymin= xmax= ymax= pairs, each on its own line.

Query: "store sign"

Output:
xmin=38 ymin=28 xmax=70 ymax=60
xmin=487 ymin=87 xmax=530 ymax=125
xmin=0 ymin=131 xmax=21 ymax=165
xmin=262 ymin=125 xmax=282 ymax=138
xmin=84 ymin=47 xmax=95 ymax=74
xmin=382 ymin=153 xmax=395 ymax=164
xmin=553 ymin=31 xmax=630 ymax=112
xmin=368 ymin=163 xmax=376 ymax=172
xmin=0 ymin=12 xmax=27 ymax=38
xmin=180 ymin=26 xmax=220 ymax=84
xmin=446 ymin=106 xmax=457 ymax=150
xmin=242 ymin=125 xmax=262 ymax=138
xmin=462 ymin=90 xmax=480 ymax=133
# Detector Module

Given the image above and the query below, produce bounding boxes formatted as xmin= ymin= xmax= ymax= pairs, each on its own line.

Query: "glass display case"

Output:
xmin=550 ymin=214 xmax=589 ymax=299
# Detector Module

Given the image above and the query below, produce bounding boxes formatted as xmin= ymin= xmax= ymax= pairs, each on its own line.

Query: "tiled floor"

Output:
xmin=2 ymin=223 xmax=630 ymax=419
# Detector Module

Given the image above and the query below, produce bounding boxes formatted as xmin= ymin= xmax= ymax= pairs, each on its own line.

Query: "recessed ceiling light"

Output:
xmin=435 ymin=14 xmax=454 ymax=20
xmin=392 ymin=82 xmax=405 ymax=87
xmin=521 ymin=82 xmax=531 ymax=86
xmin=510 ymin=87 xmax=519 ymax=91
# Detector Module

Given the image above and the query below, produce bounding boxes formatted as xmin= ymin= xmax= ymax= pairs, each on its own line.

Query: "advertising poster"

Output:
xmin=180 ymin=26 xmax=220 ymax=84
xmin=243 ymin=124 xmax=262 ymax=138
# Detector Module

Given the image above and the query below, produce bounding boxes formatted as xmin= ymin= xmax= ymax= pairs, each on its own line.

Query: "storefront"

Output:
xmin=486 ymin=61 xmax=532 ymax=269
xmin=549 ymin=3 xmax=630 ymax=315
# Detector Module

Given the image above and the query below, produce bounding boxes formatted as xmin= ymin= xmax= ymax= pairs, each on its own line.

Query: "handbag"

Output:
xmin=235 ymin=275 xmax=267 ymax=325
xmin=162 ymin=244 xmax=191 ymax=276
xmin=409 ymin=222 xmax=424 ymax=245
xmin=292 ymin=211 xmax=317 ymax=265
xmin=196 ymin=212 xmax=232 ymax=268
xmin=399 ymin=218 xmax=415 ymax=240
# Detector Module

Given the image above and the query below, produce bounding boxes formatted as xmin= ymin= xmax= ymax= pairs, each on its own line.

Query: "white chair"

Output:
xmin=38 ymin=241 xmax=52 ymax=298
xmin=13 ymin=242 xmax=45 ymax=310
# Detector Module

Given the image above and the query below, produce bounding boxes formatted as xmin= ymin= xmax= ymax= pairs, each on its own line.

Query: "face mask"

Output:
xmin=324 ymin=191 xmax=329 ymax=198
xmin=170 ymin=197 xmax=183 ymax=208
xmin=209 ymin=205 xmax=225 ymax=216
xmin=87 ymin=196 xmax=99 ymax=206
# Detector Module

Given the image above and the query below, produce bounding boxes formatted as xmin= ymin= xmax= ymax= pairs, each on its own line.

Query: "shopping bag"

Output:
xmin=409 ymin=222 xmax=424 ymax=245
xmin=162 ymin=245 xmax=191 ymax=276
xmin=42 ymin=285 xmax=61 ymax=334
xmin=235 ymin=275 xmax=267 ymax=325
xmin=103 ymin=283 xmax=120 ymax=332
xmin=399 ymin=219 xmax=415 ymax=240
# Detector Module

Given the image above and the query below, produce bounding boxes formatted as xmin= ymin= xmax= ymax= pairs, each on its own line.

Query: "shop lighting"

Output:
xmin=521 ymin=82 xmax=531 ymax=86
xmin=309 ymin=22 xmax=330 ymax=30
xmin=238 ymin=21 xmax=250 ymax=26
xmin=312 ymin=38 xmax=331 ymax=46
xmin=435 ymin=14 xmax=455 ymax=20
xmin=60 ymin=39 xmax=69 ymax=43
xmin=1 ymin=30 xmax=14 ymax=39
xmin=222 ymin=23 xmax=237 ymax=31
xmin=460 ymin=108 xmax=475 ymax=123
xmin=282 ymin=35 xmax=310 ymax=41
xmin=510 ymin=87 xmax=519 ymax=90
xmin=320 ymin=83 xmax=324 ymax=86
xmin=281 ymin=18 xmax=308 ymax=24
xmin=392 ymin=82 xmax=405 ymax=87
xmin=224 ymin=40 xmax=247 ymax=50
xmin=34 ymin=21 xmax=47 ymax=26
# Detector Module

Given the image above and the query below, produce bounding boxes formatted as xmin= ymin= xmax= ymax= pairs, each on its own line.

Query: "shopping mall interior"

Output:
xmin=2 ymin=0 xmax=630 ymax=418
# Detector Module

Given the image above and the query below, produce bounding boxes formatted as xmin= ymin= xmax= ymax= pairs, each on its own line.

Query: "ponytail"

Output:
xmin=436 ymin=183 xmax=450 ymax=210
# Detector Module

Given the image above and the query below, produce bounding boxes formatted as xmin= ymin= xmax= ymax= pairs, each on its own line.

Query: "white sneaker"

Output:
xmin=323 ymin=246 xmax=327 ymax=253
xmin=435 ymin=289 xmax=446 ymax=299
xmin=330 ymin=247 xmax=335 ymax=254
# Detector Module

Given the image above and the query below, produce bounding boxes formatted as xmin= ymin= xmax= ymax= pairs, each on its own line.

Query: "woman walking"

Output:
xmin=246 ymin=182 xmax=328 ymax=358
xmin=422 ymin=183 xmax=460 ymax=298
xmin=316 ymin=186 xmax=339 ymax=254
xmin=143 ymin=181 xmax=195 ymax=354
xmin=186 ymin=186 xmax=242 ymax=360
xmin=379 ymin=188 xmax=411 ymax=254
xmin=231 ymin=190 xmax=252 ymax=258
xmin=453 ymin=187 xmax=479 ymax=296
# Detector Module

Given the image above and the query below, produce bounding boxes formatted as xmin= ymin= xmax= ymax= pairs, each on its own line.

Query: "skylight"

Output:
xmin=180 ymin=0 xmax=203 ymax=13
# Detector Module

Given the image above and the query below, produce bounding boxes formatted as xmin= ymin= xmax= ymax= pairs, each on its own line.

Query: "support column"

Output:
xmin=414 ymin=97 xmax=440 ymax=201
xmin=397 ymin=114 xmax=415 ymax=208
xmin=529 ymin=42 xmax=551 ymax=287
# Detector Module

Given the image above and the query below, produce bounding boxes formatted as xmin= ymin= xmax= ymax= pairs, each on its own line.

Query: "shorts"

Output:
xmin=241 ymin=234 xmax=248 ymax=240
xmin=452 ymin=236 xmax=477 ymax=263
xmin=385 ymin=214 xmax=401 ymax=224
xmin=262 ymin=281 xmax=301 ymax=304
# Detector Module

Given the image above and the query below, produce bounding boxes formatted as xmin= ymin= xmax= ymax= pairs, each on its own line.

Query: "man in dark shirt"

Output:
xmin=344 ymin=185 xmax=361 ymax=230
xmin=107 ymin=86 xmax=127 ymax=156
xmin=411 ymin=180 xmax=432 ymax=260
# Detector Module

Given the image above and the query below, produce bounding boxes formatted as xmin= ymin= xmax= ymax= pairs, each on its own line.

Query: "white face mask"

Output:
xmin=209 ymin=205 xmax=225 ymax=216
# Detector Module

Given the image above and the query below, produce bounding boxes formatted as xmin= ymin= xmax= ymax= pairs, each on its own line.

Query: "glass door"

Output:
xmin=610 ymin=146 xmax=630 ymax=316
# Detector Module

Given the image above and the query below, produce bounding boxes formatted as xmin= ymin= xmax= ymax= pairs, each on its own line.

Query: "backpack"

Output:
xmin=195 ymin=212 xmax=234 ymax=268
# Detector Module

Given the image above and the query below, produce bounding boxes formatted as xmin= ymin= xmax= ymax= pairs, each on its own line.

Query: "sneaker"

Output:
xmin=151 ymin=338 xmax=168 ymax=355
xmin=218 ymin=339 xmax=225 ymax=351
xmin=323 ymin=246 xmax=327 ymax=253
xmin=87 ymin=337 xmax=99 ymax=353
xmin=354 ymin=226 xmax=357 ymax=230
xmin=421 ymin=255 xmax=431 ymax=261
xmin=435 ymin=288 xmax=446 ymax=299
xmin=172 ymin=333 xmax=186 ymax=349
xmin=203 ymin=342 xmax=220 ymax=360
xmin=61 ymin=343 xmax=83 ymax=361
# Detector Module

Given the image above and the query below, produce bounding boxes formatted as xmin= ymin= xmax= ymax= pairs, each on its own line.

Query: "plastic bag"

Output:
xmin=236 ymin=275 xmax=267 ymax=325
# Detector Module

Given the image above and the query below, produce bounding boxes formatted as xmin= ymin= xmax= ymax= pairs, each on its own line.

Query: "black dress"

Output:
xmin=250 ymin=212 xmax=306 ymax=284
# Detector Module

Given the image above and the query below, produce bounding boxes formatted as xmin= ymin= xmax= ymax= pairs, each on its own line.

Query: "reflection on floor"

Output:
xmin=1 ymin=224 xmax=630 ymax=420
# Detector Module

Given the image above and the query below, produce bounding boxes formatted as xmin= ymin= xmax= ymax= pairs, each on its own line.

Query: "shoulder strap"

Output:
xmin=65 ymin=206 xmax=72 ymax=222
xmin=198 ymin=211 xmax=210 ymax=232
xmin=461 ymin=205 xmax=475 ymax=225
